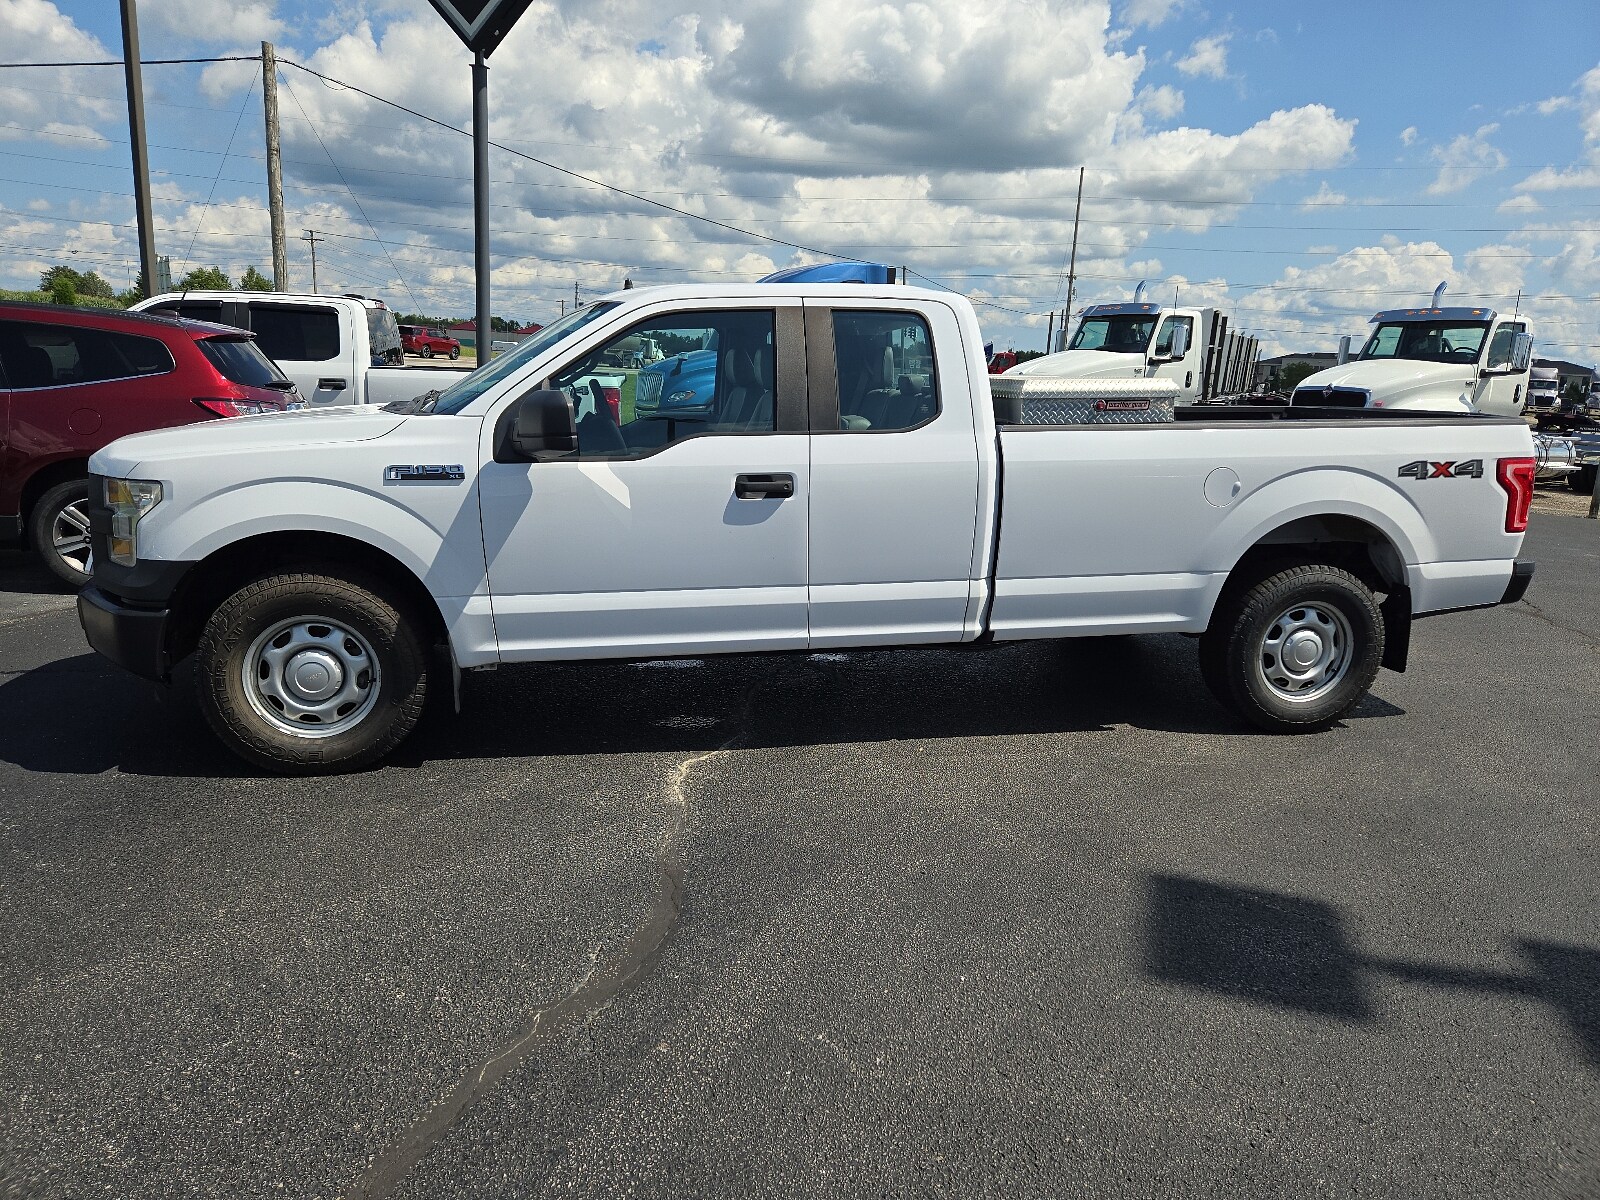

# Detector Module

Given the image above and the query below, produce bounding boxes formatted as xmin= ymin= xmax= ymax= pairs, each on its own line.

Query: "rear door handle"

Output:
xmin=319 ymin=377 xmax=348 ymax=391
xmin=734 ymin=472 xmax=795 ymax=499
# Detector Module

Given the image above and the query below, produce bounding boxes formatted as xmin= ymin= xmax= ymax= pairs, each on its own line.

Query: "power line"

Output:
xmin=0 ymin=56 xmax=257 ymax=68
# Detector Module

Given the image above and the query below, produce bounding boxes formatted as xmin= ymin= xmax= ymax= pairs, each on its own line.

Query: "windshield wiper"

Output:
xmin=382 ymin=389 xmax=442 ymax=415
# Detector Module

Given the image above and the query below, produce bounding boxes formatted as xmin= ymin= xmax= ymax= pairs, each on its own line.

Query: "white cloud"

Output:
xmin=1301 ymin=181 xmax=1348 ymax=208
xmin=1536 ymin=96 xmax=1574 ymax=115
xmin=1517 ymin=63 xmax=1600 ymax=191
xmin=141 ymin=0 xmax=285 ymax=44
xmin=1135 ymin=84 xmax=1185 ymax=121
xmin=1426 ymin=123 xmax=1507 ymax=194
xmin=1175 ymin=33 xmax=1229 ymax=80
xmin=1399 ymin=125 xmax=1417 ymax=146
xmin=1498 ymin=195 xmax=1541 ymax=214
xmin=1121 ymin=0 xmax=1187 ymax=28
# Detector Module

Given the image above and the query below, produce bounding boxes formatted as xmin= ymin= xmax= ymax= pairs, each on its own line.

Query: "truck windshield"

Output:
xmin=1360 ymin=321 xmax=1490 ymax=364
xmin=432 ymin=303 xmax=621 ymax=414
xmin=1070 ymin=315 xmax=1157 ymax=354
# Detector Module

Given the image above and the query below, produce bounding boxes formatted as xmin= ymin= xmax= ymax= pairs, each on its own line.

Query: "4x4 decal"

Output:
xmin=1398 ymin=459 xmax=1483 ymax=480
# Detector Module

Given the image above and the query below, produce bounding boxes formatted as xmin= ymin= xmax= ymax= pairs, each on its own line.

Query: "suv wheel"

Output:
xmin=29 ymin=478 xmax=94 ymax=588
xmin=1199 ymin=563 xmax=1384 ymax=732
xmin=195 ymin=571 xmax=430 ymax=773
xmin=449 ymin=346 xmax=460 ymax=360
xmin=420 ymin=344 xmax=433 ymax=359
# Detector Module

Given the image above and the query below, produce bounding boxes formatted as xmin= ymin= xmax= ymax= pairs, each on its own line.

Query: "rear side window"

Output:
xmin=0 ymin=319 xmax=173 ymax=390
xmin=831 ymin=310 xmax=938 ymax=432
xmin=197 ymin=337 xmax=286 ymax=388
xmin=162 ymin=300 xmax=227 ymax=326
xmin=366 ymin=307 xmax=402 ymax=362
xmin=248 ymin=304 xmax=340 ymax=362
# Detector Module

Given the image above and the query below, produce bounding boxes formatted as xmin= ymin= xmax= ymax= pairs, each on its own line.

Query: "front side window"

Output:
xmin=552 ymin=309 xmax=777 ymax=457
xmin=432 ymin=302 xmax=619 ymax=414
xmin=1152 ymin=315 xmax=1194 ymax=357
xmin=1484 ymin=322 xmax=1526 ymax=371
xmin=248 ymin=304 xmax=340 ymax=362
xmin=0 ymin=320 xmax=173 ymax=390
xmin=832 ymin=310 xmax=938 ymax=432
xmin=365 ymin=307 xmax=403 ymax=363
xmin=1070 ymin=314 xmax=1157 ymax=354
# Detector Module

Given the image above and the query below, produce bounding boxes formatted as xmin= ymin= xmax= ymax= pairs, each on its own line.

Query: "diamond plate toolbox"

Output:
xmin=989 ymin=375 xmax=1179 ymax=425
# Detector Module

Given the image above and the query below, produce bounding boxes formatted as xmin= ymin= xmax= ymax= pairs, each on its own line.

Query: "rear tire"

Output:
xmin=1568 ymin=465 xmax=1596 ymax=495
xmin=1199 ymin=563 xmax=1384 ymax=732
xmin=29 ymin=478 xmax=93 ymax=588
xmin=195 ymin=572 xmax=429 ymax=774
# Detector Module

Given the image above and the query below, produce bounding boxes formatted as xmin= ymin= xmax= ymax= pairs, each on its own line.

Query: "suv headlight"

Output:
xmin=105 ymin=478 xmax=162 ymax=566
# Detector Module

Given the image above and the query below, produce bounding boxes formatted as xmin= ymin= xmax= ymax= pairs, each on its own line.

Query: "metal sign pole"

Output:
xmin=473 ymin=51 xmax=491 ymax=361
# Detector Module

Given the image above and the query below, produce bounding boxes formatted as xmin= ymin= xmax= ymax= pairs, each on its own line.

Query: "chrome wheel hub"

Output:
xmin=52 ymin=500 xmax=93 ymax=576
xmin=1256 ymin=602 xmax=1352 ymax=703
xmin=243 ymin=617 xmax=379 ymax=738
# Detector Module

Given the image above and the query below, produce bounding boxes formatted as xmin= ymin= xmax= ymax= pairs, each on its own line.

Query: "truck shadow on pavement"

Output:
xmin=1144 ymin=873 xmax=1600 ymax=1069
xmin=0 ymin=634 xmax=1406 ymax=777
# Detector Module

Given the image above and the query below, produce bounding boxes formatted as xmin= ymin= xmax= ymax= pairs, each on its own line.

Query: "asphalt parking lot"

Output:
xmin=1 ymin=514 xmax=1596 ymax=1199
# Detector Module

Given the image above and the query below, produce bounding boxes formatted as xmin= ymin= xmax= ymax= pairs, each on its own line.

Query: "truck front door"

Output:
xmin=1147 ymin=313 xmax=1198 ymax=403
xmin=479 ymin=304 xmax=812 ymax=659
xmin=1474 ymin=320 xmax=1529 ymax=416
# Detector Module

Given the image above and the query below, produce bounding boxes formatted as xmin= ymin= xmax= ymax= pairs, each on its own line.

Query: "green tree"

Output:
xmin=177 ymin=266 xmax=232 ymax=291
xmin=49 ymin=275 xmax=76 ymax=306
xmin=1275 ymin=362 xmax=1321 ymax=393
xmin=239 ymin=265 xmax=273 ymax=292
xmin=76 ymin=271 xmax=116 ymax=299
xmin=40 ymin=264 xmax=84 ymax=295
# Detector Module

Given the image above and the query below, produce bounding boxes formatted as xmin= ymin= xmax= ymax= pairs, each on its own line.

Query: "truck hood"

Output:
xmin=1004 ymin=349 xmax=1146 ymax=379
xmin=90 ymin=405 xmax=407 ymax=477
xmin=1296 ymin=359 xmax=1476 ymax=407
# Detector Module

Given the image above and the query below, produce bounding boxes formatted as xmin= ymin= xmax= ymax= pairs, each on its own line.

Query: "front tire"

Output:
xmin=448 ymin=346 xmax=460 ymax=360
xmin=420 ymin=344 xmax=434 ymax=359
xmin=195 ymin=572 xmax=429 ymax=773
xmin=29 ymin=478 xmax=93 ymax=588
xmin=1199 ymin=563 xmax=1384 ymax=732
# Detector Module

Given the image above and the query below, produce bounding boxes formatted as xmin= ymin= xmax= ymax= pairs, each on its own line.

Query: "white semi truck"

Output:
xmin=78 ymin=281 xmax=1540 ymax=773
xmin=1017 ymin=301 xmax=1259 ymax=404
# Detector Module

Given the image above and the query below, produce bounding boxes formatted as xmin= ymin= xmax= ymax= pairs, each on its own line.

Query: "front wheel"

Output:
xmin=29 ymin=478 xmax=94 ymax=588
xmin=1199 ymin=563 xmax=1384 ymax=732
xmin=195 ymin=572 xmax=429 ymax=773
xmin=448 ymin=346 xmax=460 ymax=360
xmin=420 ymin=344 xmax=434 ymax=359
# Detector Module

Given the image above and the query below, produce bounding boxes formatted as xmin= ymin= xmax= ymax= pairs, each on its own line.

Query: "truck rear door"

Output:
xmin=243 ymin=300 xmax=353 ymax=405
xmin=803 ymin=300 xmax=985 ymax=647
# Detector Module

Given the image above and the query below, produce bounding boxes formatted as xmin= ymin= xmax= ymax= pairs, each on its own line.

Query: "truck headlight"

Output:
xmin=105 ymin=478 xmax=162 ymax=566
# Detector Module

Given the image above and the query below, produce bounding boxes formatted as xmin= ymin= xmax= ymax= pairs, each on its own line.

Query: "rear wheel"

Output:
xmin=1568 ymin=464 xmax=1596 ymax=495
xmin=1199 ymin=563 xmax=1384 ymax=732
xmin=195 ymin=572 xmax=429 ymax=773
xmin=29 ymin=478 xmax=93 ymax=588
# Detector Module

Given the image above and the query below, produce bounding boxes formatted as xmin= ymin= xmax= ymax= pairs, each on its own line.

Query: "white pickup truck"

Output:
xmin=132 ymin=291 xmax=464 ymax=408
xmin=78 ymin=283 xmax=1539 ymax=773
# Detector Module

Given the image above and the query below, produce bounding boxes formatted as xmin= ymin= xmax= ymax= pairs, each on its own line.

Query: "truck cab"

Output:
xmin=1007 ymin=303 xmax=1257 ymax=404
xmin=1292 ymin=307 xmax=1533 ymax=416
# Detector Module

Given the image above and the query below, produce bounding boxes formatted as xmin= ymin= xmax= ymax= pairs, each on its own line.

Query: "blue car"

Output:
xmin=635 ymin=348 xmax=718 ymax=420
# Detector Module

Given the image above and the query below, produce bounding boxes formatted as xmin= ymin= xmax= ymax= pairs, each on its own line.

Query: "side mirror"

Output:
xmin=1167 ymin=323 xmax=1190 ymax=360
xmin=509 ymin=389 xmax=576 ymax=461
xmin=1511 ymin=332 xmax=1533 ymax=372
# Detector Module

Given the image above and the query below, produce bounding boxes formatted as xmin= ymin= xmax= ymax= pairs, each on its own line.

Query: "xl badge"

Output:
xmin=385 ymin=464 xmax=465 ymax=482
xmin=1398 ymin=459 xmax=1483 ymax=480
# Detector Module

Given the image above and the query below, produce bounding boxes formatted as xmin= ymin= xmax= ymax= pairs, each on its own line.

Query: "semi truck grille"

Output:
xmin=635 ymin=371 xmax=663 ymax=410
xmin=1291 ymin=387 xmax=1369 ymax=408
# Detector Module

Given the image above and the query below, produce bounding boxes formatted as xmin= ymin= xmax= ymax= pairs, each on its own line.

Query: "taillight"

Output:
xmin=601 ymin=385 xmax=621 ymax=423
xmin=1496 ymin=456 xmax=1536 ymax=533
xmin=194 ymin=397 xmax=271 ymax=418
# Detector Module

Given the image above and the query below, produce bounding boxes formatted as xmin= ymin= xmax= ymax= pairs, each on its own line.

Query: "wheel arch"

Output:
xmin=166 ymin=530 xmax=451 ymax=666
xmin=20 ymin=457 xmax=91 ymax=524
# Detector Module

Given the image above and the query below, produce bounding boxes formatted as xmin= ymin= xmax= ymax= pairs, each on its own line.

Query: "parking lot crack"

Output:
xmin=342 ymin=718 xmax=750 ymax=1199
xmin=1513 ymin=600 xmax=1600 ymax=650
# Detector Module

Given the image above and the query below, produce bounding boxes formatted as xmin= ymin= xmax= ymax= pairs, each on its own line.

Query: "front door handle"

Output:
xmin=734 ymin=472 xmax=794 ymax=499
xmin=319 ymin=377 xmax=348 ymax=391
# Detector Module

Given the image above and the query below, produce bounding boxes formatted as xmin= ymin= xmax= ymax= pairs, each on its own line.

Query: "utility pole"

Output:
xmin=1045 ymin=311 xmax=1054 ymax=355
xmin=119 ymin=0 xmax=158 ymax=298
xmin=1063 ymin=165 xmax=1085 ymax=336
xmin=262 ymin=41 xmax=288 ymax=290
xmin=472 ymin=51 xmax=491 ymax=360
xmin=301 ymin=229 xmax=322 ymax=293
xmin=573 ymin=281 xmax=580 ymax=310
xmin=559 ymin=300 xmax=565 ymax=316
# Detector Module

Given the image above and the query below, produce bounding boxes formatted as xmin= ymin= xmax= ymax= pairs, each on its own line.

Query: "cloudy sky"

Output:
xmin=2 ymin=0 xmax=1598 ymax=359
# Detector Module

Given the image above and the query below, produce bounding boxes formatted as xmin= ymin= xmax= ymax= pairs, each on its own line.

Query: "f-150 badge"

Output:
xmin=1398 ymin=459 xmax=1483 ymax=480
xmin=384 ymin=464 xmax=466 ymax=482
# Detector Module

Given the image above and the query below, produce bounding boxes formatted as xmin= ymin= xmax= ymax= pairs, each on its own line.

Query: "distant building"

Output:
xmin=1254 ymin=352 xmax=1337 ymax=390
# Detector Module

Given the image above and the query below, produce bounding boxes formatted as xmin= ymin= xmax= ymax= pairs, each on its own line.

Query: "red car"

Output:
xmin=0 ymin=301 xmax=298 ymax=586
xmin=399 ymin=324 xmax=461 ymax=360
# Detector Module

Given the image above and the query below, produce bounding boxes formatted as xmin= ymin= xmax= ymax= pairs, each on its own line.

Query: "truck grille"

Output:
xmin=635 ymin=371 xmax=663 ymax=410
xmin=1291 ymin=387 xmax=1369 ymax=409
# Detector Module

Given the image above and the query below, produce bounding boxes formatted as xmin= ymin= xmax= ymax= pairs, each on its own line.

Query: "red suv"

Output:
xmin=399 ymin=324 xmax=461 ymax=360
xmin=0 ymin=302 xmax=299 ymax=586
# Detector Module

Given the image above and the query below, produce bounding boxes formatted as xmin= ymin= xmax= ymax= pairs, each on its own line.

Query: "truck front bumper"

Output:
xmin=78 ymin=586 xmax=170 ymax=682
